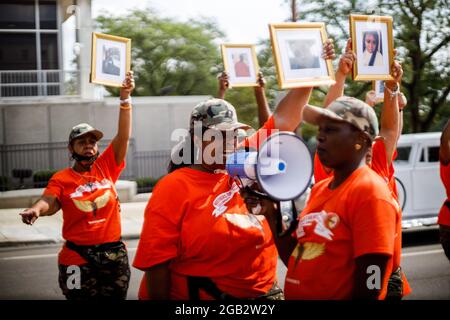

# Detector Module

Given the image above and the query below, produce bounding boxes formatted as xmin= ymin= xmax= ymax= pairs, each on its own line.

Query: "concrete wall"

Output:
xmin=0 ymin=95 xmax=210 ymax=150
xmin=105 ymin=96 xmax=209 ymax=151
xmin=0 ymin=95 xmax=210 ymax=182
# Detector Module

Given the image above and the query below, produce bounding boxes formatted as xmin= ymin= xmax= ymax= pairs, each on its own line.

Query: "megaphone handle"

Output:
xmin=276 ymin=200 xmax=299 ymax=238
xmin=275 ymin=201 xmax=282 ymax=236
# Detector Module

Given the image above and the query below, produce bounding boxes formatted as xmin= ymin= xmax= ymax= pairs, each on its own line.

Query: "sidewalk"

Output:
xmin=0 ymin=202 xmax=148 ymax=247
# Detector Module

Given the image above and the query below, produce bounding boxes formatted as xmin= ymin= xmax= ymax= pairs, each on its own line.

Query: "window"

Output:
xmin=418 ymin=146 xmax=440 ymax=163
xmin=428 ymin=146 xmax=440 ymax=162
xmin=39 ymin=0 xmax=57 ymax=29
xmin=395 ymin=146 xmax=412 ymax=163
xmin=0 ymin=33 xmax=37 ymax=70
xmin=0 ymin=0 xmax=58 ymax=70
xmin=0 ymin=0 xmax=36 ymax=29
xmin=41 ymin=33 xmax=58 ymax=69
xmin=419 ymin=148 xmax=425 ymax=162
xmin=0 ymin=0 xmax=59 ymax=96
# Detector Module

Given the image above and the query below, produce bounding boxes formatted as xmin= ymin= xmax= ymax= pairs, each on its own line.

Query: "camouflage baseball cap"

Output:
xmin=69 ymin=123 xmax=103 ymax=143
xmin=302 ymin=96 xmax=379 ymax=139
xmin=189 ymin=98 xmax=251 ymax=131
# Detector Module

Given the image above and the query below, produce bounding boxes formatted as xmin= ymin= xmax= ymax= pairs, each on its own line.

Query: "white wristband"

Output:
xmin=120 ymin=97 xmax=132 ymax=105
xmin=385 ymin=85 xmax=400 ymax=100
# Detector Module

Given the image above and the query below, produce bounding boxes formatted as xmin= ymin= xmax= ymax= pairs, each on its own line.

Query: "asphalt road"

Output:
xmin=0 ymin=228 xmax=448 ymax=300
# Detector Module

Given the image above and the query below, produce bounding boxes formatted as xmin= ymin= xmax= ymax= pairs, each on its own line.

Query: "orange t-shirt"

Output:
xmin=284 ymin=166 xmax=398 ymax=300
xmin=438 ymin=162 xmax=450 ymax=226
xmin=133 ymin=117 xmax=278 ymax=300
xmin=43 ymin=144 xmax=125 ymax=265
xmin=370 ymin=138 xmax=398 ymax=201
xmin=133 ymin=168 xmax=277 ymax=300
xmin=311 ymin=140 xmax=411 ymax=297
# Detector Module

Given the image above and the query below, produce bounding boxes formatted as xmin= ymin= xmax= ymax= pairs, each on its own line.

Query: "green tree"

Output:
xmin=289 ymin=0 xmax=450 ymax=132
xmin=381 ymin=0 xmax=450 ymax=132
xmin=96 ymin=8 xmax=225 ymax=97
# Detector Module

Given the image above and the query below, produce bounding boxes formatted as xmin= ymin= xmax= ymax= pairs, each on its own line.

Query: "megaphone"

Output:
xmin=226 ymin=131 xmax=313 ymax=237
xmin=226 ymin=131 xmax=313 ymax=201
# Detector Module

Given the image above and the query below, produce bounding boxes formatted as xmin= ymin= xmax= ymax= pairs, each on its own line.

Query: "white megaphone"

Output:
xmin=225 ymin=131 xmax=313 ymax=201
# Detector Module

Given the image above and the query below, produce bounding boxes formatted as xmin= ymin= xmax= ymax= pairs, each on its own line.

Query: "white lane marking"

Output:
xmin=402 ymin=249 xmax=443 ymax=258
xmin=0 ymin=247 xmax=443 ymax=261
xmin=0 ymin=247 xmax=138 ymax=261
xmin=1 ymin=253 xmax=57 ymax=261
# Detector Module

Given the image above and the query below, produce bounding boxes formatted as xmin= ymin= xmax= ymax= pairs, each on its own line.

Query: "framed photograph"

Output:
xmin=221 ymin=44 xmax=259 ymax=87
xmin=269 ymin=22 xmax=335 ymax=89
xmin=350 ymin=14 xmax=394 ymax=81
xmin=373 ymin=80 xmax=385 ymax=103
xmin=91 ymin=32 xmax=131 ymax=87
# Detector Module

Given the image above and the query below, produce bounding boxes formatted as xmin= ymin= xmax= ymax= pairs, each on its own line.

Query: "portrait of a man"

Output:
xmin=287 ymin=39 xmax=320 ymax=70
xmin=233 ymin=53 xmax=251 ymax=77
xmin=102 ymin=46 xmax=121 ymax=76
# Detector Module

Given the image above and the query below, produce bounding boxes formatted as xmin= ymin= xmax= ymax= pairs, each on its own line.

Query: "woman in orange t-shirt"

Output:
xmin=313 ymin=41 xmax=411 ymax=299
xmin=133 ymin=96 xmax=307 ymax=300
xmin=438 ymin=120 xmax=450 ymax=261
xmin=19 ymin=72 xmax=135 ymax=300
xmin=243 ymin=96 xmax=400 ymax=300
xmin=132 ymin=41 xmax=336 ymax=301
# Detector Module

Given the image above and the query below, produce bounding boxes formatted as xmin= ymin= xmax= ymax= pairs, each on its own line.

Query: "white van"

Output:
xmin=394 ymin=132 xmax=445 ymax=228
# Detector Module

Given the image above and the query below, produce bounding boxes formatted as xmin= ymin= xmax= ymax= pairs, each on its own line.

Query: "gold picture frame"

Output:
xmin=91 ymin=32 xmax=131 ymax=87
xmin=350 ymin=14 xmax=394 ymax=81
xmin=269 ymin=22 xmax=335 ymax=89
xmin=221 ymin=44 xmax=259 ymax=88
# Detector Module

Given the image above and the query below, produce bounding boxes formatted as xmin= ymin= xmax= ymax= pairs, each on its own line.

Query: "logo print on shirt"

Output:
xmin=296 ymin=210 xmax=340 ymax=241
xmin=72 ymin=190 xmax=112 ymax=216
xmin=291 ymin=242 xmax=326 ymax=262
xmin=223 ymin=213 xmax=265 ymax=232
xmin=70 ymin=179 xmax=114 ymax=217
xmin=70 ymin=179 xmax=112 ymax=198
xmin=292 ymin=211 xmax=341 ymax=264
xmin=212 ymin=182 xmax=240 ymax=217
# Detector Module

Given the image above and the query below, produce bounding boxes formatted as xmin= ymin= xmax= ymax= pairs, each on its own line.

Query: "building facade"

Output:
xmin=0 ymin=1 xmax=206 ymax=189
xmin=0 ymin=0 xmax=94 ymax=98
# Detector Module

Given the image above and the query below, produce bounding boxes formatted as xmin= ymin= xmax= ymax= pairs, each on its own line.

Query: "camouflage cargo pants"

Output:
xmin=58 ymin=243 xmax=130 ymax=300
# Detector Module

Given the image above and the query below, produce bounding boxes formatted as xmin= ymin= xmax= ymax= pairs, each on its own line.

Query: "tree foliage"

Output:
xmin=289 ymin=0 xmax=450 ymax=132
xmin=96 ymin=8 xmax=225 ymax=97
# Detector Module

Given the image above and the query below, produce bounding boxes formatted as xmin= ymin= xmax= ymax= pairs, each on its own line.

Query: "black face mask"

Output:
xmin=71 ymin=151 xmax=99 ymax=165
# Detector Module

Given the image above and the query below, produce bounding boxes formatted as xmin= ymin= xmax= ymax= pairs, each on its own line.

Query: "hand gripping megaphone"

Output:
xmin=226 ymin=131 xmax=313 ymax=236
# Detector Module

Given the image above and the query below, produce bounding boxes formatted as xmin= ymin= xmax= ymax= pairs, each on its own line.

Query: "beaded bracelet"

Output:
xmin=120 ymin=104 xmax=131 ymax=110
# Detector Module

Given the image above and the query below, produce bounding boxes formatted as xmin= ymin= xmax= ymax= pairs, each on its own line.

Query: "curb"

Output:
xmin=0 ymin=234 xmax=141 ymax=248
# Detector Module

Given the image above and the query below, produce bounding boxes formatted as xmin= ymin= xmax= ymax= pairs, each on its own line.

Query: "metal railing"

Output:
xmin=134 ymin=150 xmax=170 ymax=180
xmin=0 ymin=70 xmax=80 ymax=97
xmin=0 ymin=139 xmax=172 ymax=191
